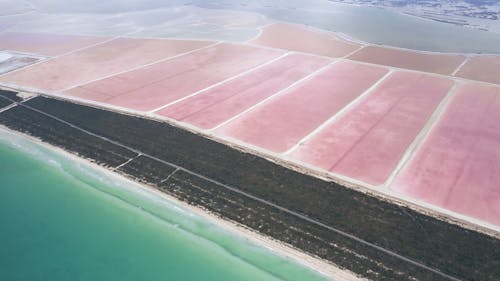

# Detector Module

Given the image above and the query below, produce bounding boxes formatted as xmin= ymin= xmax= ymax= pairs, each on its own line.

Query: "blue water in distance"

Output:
xmin=16 ymin=0 xmax=500 ymax=53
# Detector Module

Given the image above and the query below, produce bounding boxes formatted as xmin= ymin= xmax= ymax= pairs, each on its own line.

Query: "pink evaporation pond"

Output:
xmin=67 ymin=43 xmax=284 ymax=112
xmin=391 ymin=83 xmax=500 ymax=226
xmin=0 ymin=38 xmax=213 ymax=91
xmin=455 ymin=55 xmax=500 ymax=85
xmin=348 ymin=46 xmax=466 ymax=75
xmin=156 ymin=53 xmax=330 ymax=129
xmin=250 ymin=23 xmax=361 ymax=58
xmin=290 ymin=71 xmax=453 ymax=185
xmin=0 ymin=32 xmax=108 ymax=56
xmin=216 ymin=60 xmax=388 ymax=153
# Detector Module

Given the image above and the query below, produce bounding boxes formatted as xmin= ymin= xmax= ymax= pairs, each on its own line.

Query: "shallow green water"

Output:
xmin=0 ymin=130 xmax=330 ymax=281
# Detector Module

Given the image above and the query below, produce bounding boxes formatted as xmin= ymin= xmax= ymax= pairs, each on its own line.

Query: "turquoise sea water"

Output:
xmin=0 ymin=130 xmax=330 ymax=281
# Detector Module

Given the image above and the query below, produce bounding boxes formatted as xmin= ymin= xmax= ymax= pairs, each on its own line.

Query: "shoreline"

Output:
xmin=2 ymin=5 xmax=500 ymax=56
xmin=275 ymin=19 xmax=498 ymax=57
xmin=3 ymin=83 xmax=499 ymax=239
xmin=254 ymin=5 xmax=500 ymax=56
xmin=0 ymin=126 xmax=362 ymax=281
xmin=1 ymin=94 xmax=498 ymax=280
xmin=10 ymin=85 xmax=498 ymax=239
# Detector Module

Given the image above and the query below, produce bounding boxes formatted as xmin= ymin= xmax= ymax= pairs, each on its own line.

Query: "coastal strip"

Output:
xmin=0 ymin=92 xmax=498 ymax=281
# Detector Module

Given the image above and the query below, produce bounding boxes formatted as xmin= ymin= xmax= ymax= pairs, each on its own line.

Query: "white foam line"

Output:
xmin=382 ymin=82 xmax=460 ymax=189
xmin=60 ymin=41 xmax=221 ymax=93
xmin=451 ymin=56 xmax=471 ymax=76
xmin=147 ymin=51 xmax=290 ymax=114
xmin=10 ymin=100 xmax=468 ymax=280
xmin=282 ymin=69 xmax=394 ymax=156
xmin=208 ymin=60 xmax=340 ymax=132
xmin=0 ymin=29 xmax=143 ymax=79
xmin=3 ymin=82 xmax=499 ymax=236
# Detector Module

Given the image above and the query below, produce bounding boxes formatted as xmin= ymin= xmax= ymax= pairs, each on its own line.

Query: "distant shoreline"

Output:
xmin=327 ymin=0 xmax=500 ymax=34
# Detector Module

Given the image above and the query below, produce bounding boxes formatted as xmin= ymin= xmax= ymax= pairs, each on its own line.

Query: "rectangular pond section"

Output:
xmin=156 ymin=53 xmax=330 ymax=129
xmin=68 ymin=43 xmax=283 ymax=111
xmin=290 ymin=71 xmax=453 ymax=185
xmin=0 ymin=38 xmax=213 ymax=91
xmin=348 ymin=46 xmax=465 ymax=75
xmin=390 ymin=83 xmax=500 ymax=225
xmin=216 ymin=61 xmax=388 ymax=153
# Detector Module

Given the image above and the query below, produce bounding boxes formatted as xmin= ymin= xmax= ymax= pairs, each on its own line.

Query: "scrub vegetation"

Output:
xmin=0 ymin=94 xmax=498 ymax=281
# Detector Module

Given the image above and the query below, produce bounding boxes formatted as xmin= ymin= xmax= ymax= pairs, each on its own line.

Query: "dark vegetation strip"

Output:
xmin=0 ymin=89 xmax=23 ymax=102
xmin=25 ymin=96 xmax=500 ymax=280
xmin=114 ymin=153 xmax=457 ymax=280
xmin=0 ymin=106 xmax=137 ymax=167
xmin=117 ymin=155 xmax=177 ymax=185
xmin=160 ymin=170 xmax=450 ymax=281
xmin=0 ymin=95 xmax=497 ymax=280
xmin=0 ymin=96 xmax=12 ymax=109
xmin=0 ymin=90 xmax=18 ymax=109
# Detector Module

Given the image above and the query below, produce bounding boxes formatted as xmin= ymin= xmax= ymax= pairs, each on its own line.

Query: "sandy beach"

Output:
xmin=0 ymin=126 xmax=362 ymax=281
xmin=2 ymin=82 xmax=499 ymax=240
xmin=1 ymin=3 xmax=499 ymax=280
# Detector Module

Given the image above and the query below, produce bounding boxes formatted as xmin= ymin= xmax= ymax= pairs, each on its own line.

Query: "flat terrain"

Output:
xmin=0 ymin=38 xmax=213 ymax=91
xmin=216 ymin=61 xmax=388 ymax=153
xmin=290 ymin=71 xmax=453 ymax=185
xmin=455 ymin=55 xmax=500 ymax=85
xmin=0 ymin=32 xmax=108 ymax=56
xmin=0 ymin=93 xmax=498 ymax=281
xmin=392 ymin=83 xmax=500 ymax=225
xmin=0 ymin=22 xmax=499 ymax=230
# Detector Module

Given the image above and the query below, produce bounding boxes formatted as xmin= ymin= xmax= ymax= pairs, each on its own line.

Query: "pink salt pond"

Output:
xmin=250 ymin=23 xmax=361 ymax=58
xmin=390 ymin=83 xmax=500 ymax=225
xmin=0 ymin=32 xmax=108 ymax=56
xmin=290 ymin=71 xmax=453 ymax=186
xmin=348 ymin=46 xmax=465 ymax=75
xmin=455 ymin=55 xmax=500 ymax=85
xmin=216 ymin=61 xmax=388 ymax=153
xmin=0 ymin=38 xmax=213 ymax=91
xmin=67 ymin=43 xmax=284 ymax=111
xmin=156 ymin=53 xmax=330 ymax=129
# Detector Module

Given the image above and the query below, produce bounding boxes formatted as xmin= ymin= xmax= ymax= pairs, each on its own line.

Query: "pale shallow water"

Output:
xmin=0 ymin=130 xmax=331 ymax=281
xmin=1 ymin=0 xmax=500 ymax=53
